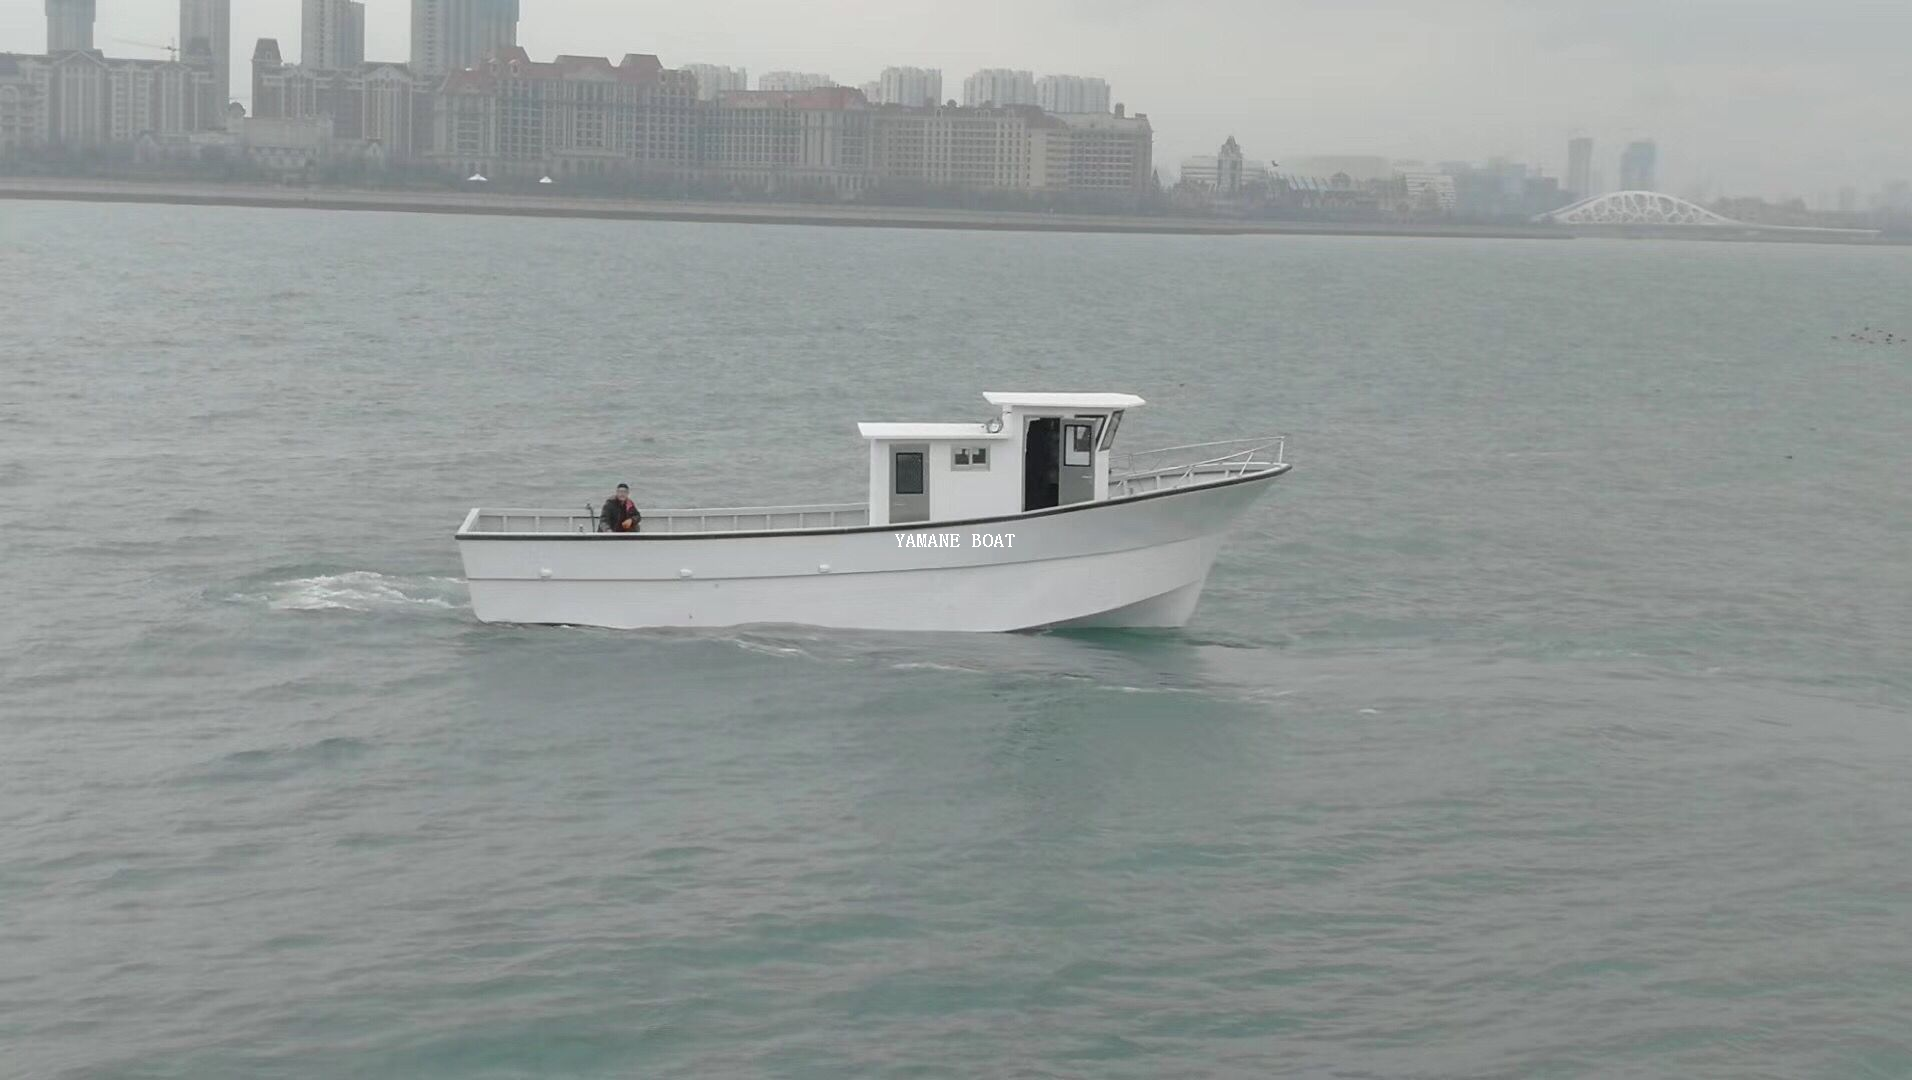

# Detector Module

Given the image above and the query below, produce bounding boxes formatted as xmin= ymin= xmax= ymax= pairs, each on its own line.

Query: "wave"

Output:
xmin=237 ymin=570 xmax=465 ymax=613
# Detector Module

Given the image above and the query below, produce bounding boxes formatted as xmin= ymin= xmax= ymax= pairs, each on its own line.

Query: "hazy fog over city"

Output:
xmin=4 ymin=0 xmax=1907 ymax=200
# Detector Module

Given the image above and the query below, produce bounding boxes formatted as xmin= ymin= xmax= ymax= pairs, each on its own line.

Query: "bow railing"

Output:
xmin=1109 ymin=436 xmax=1287 ymax=497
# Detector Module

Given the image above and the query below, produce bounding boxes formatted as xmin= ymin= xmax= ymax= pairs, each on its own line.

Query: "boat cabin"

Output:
xmin=860 ymin=392 xmax=1144 ymax=526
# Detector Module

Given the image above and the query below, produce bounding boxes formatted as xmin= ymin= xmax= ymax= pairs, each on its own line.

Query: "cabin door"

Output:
xmin=1023 ymin=418 xmax=1060 ymax=511
xmin=889 ymin=444 xmax=930 ymax=525
xmin=1058 ymin=419 xmax=1098 ymax=506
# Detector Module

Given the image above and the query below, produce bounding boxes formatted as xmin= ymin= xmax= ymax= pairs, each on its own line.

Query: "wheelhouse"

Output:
xmin=861 ymin=392 xmax=1144 ymax=526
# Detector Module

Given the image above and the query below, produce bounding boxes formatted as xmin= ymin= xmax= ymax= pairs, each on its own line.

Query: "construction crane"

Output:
xmin=111 ymin=38 xmax=179 ymax=60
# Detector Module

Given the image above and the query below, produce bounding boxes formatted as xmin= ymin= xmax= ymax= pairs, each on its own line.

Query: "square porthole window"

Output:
xmin=952 ymin=446 xmax=990 ymax=470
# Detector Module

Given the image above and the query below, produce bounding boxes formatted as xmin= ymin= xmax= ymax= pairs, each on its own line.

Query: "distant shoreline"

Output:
xmin=5 ymin=179 xmax=1903 ymax=244
xmin=0 ymin=178 xmax=1570 ymax=240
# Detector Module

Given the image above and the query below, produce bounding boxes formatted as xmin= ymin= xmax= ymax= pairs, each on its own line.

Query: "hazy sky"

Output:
xmin=7 ymin=0 xmax=1908 ymax=199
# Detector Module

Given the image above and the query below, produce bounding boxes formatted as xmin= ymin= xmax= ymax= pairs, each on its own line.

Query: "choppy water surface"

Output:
xmin=3 ymin=203 xmax=1910 ymax=1078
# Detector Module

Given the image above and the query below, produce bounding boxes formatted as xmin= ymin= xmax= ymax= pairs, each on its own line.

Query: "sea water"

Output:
xmin=2 ymin=203 xmax=1910 ymax=1078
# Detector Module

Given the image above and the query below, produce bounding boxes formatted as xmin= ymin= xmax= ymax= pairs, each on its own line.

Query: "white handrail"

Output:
xmin=1115 ymin=436 xmax=1286 ymax=477
xmin=462 ymin=502 xmax=870 ymax=536
xmin=1108 ymin=436 xmax=1287 ymax=497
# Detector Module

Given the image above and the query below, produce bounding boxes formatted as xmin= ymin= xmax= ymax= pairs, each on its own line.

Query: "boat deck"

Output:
xmin=461 ymin=504 xmax=870 ymax=536
xmin=458 ymin=438 xmax=1286 ymax=538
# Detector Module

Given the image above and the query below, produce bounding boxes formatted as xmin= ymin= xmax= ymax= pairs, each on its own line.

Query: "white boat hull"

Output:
xmin=457 ymin=469 xmax=1284 ymax=632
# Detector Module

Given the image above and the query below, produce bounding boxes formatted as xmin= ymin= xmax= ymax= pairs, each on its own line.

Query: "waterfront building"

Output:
xmin=1215 ymin=135 xmax=1243 ymax=192
xmin=179 ymin=0 xmax=230 ymax=112
xmin=1036 ymin=108 xmax=1151 ymax=192
xmin=1399 ymin=170 xmax=1458 ymax=213
xmin=682 ymin=63 xmax=746 ymax=101
xmin=703 ymin=86 xmax=872 ymax=195
xmin=1283 ymin=155 xmax=1393 ymax=183
xmin=412 ymin=0 xmax=520 ymax=78
xmin=758 ymin=71 xmax=833 ymax=93
xmin=876 ymin=66 xmax=941 ymax=107
xmin=962 ymin=69 xmax=1036 ymax=108
xmin=303 ymin=0 xmax=365 ymax=71
xmin=869 ymin=102 xmax=1148 ymax=193
xmin=0 ymin=54 xmax=51 ymax=151
xmin=1619 ymin=139 xmax=1656 ymax=190
xmin=1439 ymin=158 xmax=1567 ymax=217
xmin=858 ymin=80 xmax=880 ymax=103
xmin=1567 ymin=136 xmax=1592 ymax=197
xmin=1035 ymin=74 xmax=1109 ymax=115
xmin=45 ymin=0 xmax=94 ymax=54
xmin=429 ymin=47 xmax=698 ymax=178
xmin=2 ymin=48 xmax=220 ymax=149
xmin=252 ymin=39 xmax=428 ymax=154
xmin=1180 ymin=135 xmax=1269 ymax=193
xmin=233 ymin=114 xmax=334 ymax=172
xmin=867 ymin=102 xmax=1041 ymax=189
xmin=5 ymin=32 xmax=1152 ymax=199
xmin=1181 ymin=153 xmax=1272 ymax=191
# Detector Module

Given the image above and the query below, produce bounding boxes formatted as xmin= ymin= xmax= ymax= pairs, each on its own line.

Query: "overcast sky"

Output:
xmin=7 ymin=0 xmax=1908 ymax=200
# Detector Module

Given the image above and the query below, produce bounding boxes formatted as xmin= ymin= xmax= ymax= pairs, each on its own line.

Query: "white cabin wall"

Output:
xmin=929 ymin=442 xmax=1019 ymax=521
xmin=868 ymin=441 xmax=889 ymax=526
xmin=1002 ymin=407 xmax=1028 ymax=512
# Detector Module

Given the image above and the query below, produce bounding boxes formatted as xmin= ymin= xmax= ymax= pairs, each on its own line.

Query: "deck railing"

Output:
xmin=1109 ymin=436 xmax=1287 ymax=498
xmin=463 ymin=503 xmax=868 ymax=536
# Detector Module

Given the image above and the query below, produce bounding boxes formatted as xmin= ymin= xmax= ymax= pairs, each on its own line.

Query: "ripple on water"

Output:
xmin=186 ymin=736 xmax=374 ymax=785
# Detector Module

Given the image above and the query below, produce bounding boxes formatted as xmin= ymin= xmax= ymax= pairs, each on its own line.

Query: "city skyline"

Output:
xmin=2 ymin=0 xmax=1907 ymax=200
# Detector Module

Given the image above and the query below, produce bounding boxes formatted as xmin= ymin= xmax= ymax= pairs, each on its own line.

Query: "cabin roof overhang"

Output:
xmin=858 ymin=422 xmax=1014 ymax=441
xmin=982 ymin=392 xmax=1145 ymax=410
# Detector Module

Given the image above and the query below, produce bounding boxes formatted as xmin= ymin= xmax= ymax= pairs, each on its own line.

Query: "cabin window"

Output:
xmin=952 ymin=446 xmax=990 ymax=470
xmin=1099 ymin=410 xmax=1124 ymax=451
xmin=1064 ymin=422 xmax=1095 ymax=467
xmin=893 ymin=451 xmax=925 ymax=495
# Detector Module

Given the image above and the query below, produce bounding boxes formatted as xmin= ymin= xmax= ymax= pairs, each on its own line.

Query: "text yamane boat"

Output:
xmin=456 ymin=392 xmax=1289 ymax=632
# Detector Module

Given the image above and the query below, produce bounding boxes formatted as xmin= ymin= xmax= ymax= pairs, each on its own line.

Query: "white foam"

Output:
xmin=730 ymin=639 xmax=808 ymax=658
xmin=889 ymin=661 xmax=984 ymax=674
xmin=260 ymin=571 xmax=460 ymax=612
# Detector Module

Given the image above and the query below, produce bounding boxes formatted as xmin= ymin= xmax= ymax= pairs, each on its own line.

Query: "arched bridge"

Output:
xmin=1535 ymin=190 xmax=1739 ymax=226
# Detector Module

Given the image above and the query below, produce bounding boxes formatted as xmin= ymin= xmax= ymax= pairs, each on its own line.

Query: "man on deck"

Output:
xmin=600 ymin=483 xmax=641 ymax=533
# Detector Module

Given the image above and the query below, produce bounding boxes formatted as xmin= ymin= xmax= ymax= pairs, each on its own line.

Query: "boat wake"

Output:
xmin=237 ymin=570 xmax=465 ymax=613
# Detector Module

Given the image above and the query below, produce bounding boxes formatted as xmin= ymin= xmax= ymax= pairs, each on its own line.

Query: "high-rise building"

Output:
xmin=962 ymin=68 xmax=1035 ymax=107
xmin=876 ymin=66 xmax=941 ymax=107
xmin=1619 ymin=139 xmax=1657 ymax=191
xmin=1035 ymin=74 xmax=1109 ymax=114
xmin=682 ymin=63 xmax=747 ymax=101
xmin=859 ymin=80 xmax=880 ymax=103
xmin=45 ymin=0 xmax=94 ymax=53
xmin=758 ymin=71 xmax=833 ymax=93
xmin=412 ymin=0 xmax=520 ymax=78
xmin=1566 ymin=136 xmax=1592 ymax=197
xmin=180 ymin=0 xmax=231 ymax=110
xmin=303 ymin=0 xmax=365 ymax=70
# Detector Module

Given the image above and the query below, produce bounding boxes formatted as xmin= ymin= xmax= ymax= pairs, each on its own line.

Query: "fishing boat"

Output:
xmin=455 ymin=392 xmax=1289 ymax=632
